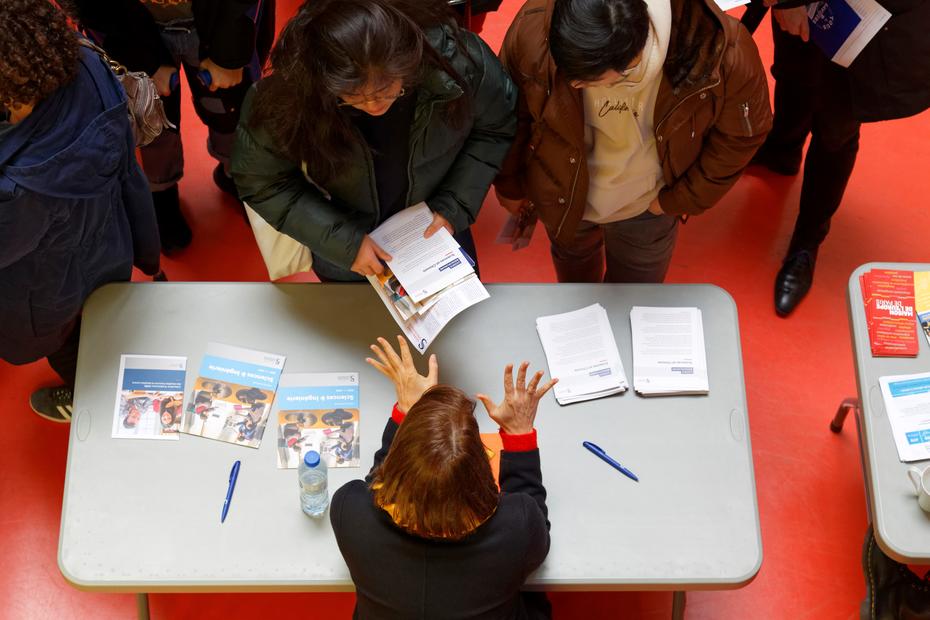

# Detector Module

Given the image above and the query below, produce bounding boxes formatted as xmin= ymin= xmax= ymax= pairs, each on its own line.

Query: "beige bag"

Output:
xmin=244 ymin=203 xmax=313 ymax=281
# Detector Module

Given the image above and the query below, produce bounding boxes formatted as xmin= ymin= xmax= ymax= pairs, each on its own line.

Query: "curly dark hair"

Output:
xmin=0 ymin=0 xmax=79 ymax=108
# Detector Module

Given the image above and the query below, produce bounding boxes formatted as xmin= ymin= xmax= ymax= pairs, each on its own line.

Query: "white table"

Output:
xmin=833 ymin=263 xmax=930 ymax=563
xmin=59 ymin=283 xmax=762 ymax=618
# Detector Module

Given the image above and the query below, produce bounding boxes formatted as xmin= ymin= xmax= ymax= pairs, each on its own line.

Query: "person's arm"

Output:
xmin=477 ymin=362 xmax=557 ymax=529
xmin=364 ymin=336 xmax=439 ymax=476
xmin=364 ymin=404 xmax=407 ymax=482
xmin=494 ymin=19 xmax=534 ymax=210
xmin=0 ymin=186 xmax=52 ymax=270
xmin=657 ymin=24 xmax=773 ymax=217
xmin=425 ymin=32 xmax=518 ymax=233
xmin=71 ymin=0 xmax=173 ymax=76
xmin=231 ymin=87 xmax=371 ymax=269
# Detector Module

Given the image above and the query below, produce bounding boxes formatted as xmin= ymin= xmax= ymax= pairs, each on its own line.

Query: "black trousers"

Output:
xmin=47 ymin=318 xmax=81 ymax=389
xmin=767 ymin=18 xmax=861 ymax=254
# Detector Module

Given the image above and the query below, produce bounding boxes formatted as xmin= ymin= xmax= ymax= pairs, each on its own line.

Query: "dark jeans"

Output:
xmin=47 ymin=318 xmax=81 ymax=389
xmin=313 ymin=228 xmax=481 ymax=282
xmin=768 ymin=19 xmax=862 ymax=255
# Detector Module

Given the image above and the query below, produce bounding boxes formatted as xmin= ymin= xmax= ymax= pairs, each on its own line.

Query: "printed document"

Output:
xmin=275 ymin=373 xmax=360 ymax=469
xmin=112 ymin=354 xmax=187 ymax=440
xmin=536 ymin=304 xmax=628 ymax=405
xmin=879 ymin=372 xmax=930 ymax=462
xmin=630 ymin=306 xmax=709 ymax=396
xmin=367 ymin=203 xmax=489 ymax=353
xmin=369 ymin=203 xmax=476 ymax=303
xmin=180 ymin=343 xmax=286 ymax=448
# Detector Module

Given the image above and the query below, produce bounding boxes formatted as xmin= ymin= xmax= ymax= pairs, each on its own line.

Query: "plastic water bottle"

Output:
xmin=299 ymin=451 xmax=328 ymax=517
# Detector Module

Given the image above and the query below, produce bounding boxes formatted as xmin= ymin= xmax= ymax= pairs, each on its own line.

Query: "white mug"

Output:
xmin=907 ymin=466 xmax=930 ymax=512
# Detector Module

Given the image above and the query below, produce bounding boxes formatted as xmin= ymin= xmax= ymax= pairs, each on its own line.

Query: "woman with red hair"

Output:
xmin=331 ymin=337 xmax=557 ymax=618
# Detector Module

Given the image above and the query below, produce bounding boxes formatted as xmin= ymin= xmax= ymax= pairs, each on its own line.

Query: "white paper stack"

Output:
xmin=630 ymin=306 xmax=709 ymax=396
xmin=536 ymin=304 xmax=628 ymax=405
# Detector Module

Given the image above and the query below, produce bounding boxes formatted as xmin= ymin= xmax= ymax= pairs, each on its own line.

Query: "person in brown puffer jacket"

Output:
xmin=495 ymin=0 xmax=772 ymax=283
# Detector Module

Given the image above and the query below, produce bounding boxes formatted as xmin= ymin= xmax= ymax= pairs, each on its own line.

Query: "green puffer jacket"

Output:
xmin=231 ymin=25 xmax=517 ymax=277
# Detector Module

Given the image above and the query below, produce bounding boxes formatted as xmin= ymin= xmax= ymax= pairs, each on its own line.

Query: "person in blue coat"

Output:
xmin=0 ymin=0 xmax=161 ymax=422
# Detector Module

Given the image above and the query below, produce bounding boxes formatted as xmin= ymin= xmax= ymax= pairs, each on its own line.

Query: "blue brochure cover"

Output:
xmin=181 ymin=343 xmax=286 ymax=448
xmin=808 ymin=0 xmax=862 ymax=59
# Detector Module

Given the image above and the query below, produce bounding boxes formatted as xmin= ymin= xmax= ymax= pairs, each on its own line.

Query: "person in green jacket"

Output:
xmin=231 ymin=0 xmax=517 ymax=282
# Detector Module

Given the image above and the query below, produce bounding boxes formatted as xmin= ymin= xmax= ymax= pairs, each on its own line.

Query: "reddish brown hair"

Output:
xmin=371 ymin=385 xmax=498 ymax=540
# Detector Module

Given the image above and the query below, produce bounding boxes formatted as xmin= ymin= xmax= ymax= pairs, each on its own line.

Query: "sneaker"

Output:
xmin=30 ymin=386 xmax=74 ymax=423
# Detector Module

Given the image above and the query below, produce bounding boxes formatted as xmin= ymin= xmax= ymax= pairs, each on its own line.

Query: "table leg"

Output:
xmin=830 ymin=397 xmax=860 ymax=433
xmin=672 ymin=590 xmax=686 ymax=620
xmin=136 ymin=592 xmax=150 ymax=620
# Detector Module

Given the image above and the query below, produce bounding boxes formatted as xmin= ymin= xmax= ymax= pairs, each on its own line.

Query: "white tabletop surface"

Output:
xmin=59 ymin=282 xmax=761 ymax=591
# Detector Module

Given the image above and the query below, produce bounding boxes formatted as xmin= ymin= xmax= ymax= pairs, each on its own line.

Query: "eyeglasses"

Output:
xmin=337 ymin=87 xmax=406 ymax=108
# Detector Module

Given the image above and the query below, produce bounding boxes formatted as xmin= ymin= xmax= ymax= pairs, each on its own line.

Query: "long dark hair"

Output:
xmin=250 ymin=0 xmax=468 ymax=184
xmin=371 ymin=385 xmax=499 ymax=541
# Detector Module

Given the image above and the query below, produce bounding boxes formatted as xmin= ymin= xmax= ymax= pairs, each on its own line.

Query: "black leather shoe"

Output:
xmin=775 ymin=250 xmax=816 ymax=317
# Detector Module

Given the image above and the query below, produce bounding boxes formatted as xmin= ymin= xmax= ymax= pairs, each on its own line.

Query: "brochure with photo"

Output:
xmin=275 ymin=372 xmax=360 ymax=469
xmin=112 ymin=355 xmax=187 ymax=440
xmin=181 ymin=343 xmax=286 ymax=448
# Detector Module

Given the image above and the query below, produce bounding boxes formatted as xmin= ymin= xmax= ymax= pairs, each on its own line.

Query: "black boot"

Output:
xmin=213 ymin=164 xmax=249 ymax=224
xmin=153 ymin=185 xmax=192 ymax=255
xmin=774 ymin=249 xmax=816 ymax=317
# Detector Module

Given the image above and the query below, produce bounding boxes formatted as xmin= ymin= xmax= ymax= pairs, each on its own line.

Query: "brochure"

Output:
xmin=275 ymin=372 xmax=361 ymax=469
xmin=367 ymin=203 xmax=490 ymax=354
xmin=112 ymin=354 xmax=187 ymax=440
xmin=914 ymin=271 xmax=930 ymax=348
xmin=536 ymin=303 xmax=629 ymax=405
xmin=629 ymin=306 xmax=709 ymax=396
xmin=808 ymin=0 xmax=891 ymax=67
xmin=860 ymin=268 xmax=918 ymax=357
xmin=368 ymin=202 xmax=476 ymax=303
xmin=879 ymin=372 xmax=930 ymax=462
xmin=181 ymin=343 xmax=286 ymax=448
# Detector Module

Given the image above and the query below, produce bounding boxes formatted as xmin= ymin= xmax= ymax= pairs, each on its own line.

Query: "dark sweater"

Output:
xmin=330 ymin=407 xmax=551 ymax=620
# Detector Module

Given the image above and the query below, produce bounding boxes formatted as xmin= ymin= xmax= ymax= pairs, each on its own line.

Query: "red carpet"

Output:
xmin=1 ymin=1 xmax=928 ymax=617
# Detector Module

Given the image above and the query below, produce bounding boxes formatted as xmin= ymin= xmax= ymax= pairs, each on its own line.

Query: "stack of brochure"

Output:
xmin=630 ymin=306 xmax=709 ymax=396
xmin=275 ymin=372 xmax=361 ymax=469
xmin=368 ymin=203 xmax=489 ymax=354
xmin=536 ymin=303 xmax=628 ymax=405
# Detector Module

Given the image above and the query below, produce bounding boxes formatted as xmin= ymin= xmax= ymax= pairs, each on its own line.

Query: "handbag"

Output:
xmin=77 ymin=38 xmax=175 ymax=147
xmin=244 ymin=203 xmax=313 ymax=281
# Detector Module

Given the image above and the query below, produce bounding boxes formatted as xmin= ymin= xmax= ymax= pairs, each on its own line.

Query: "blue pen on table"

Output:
xmin=582 ymin=442 xmax=639 ymax=482
xmin=221 ymin=460 xmax=241 ymax=523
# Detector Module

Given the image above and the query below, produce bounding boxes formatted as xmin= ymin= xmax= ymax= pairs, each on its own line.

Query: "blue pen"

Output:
xmin=582 ymin=442 xmax=639 ymax=482
xmin=221 ymin=460 xmax=241 ymax=523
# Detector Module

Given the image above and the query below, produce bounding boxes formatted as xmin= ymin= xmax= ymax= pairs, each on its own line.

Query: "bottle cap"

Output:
xmin=304 ymin=450 xmax=321 ymax=468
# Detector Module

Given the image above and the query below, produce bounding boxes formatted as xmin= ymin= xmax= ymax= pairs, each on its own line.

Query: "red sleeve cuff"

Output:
xmin=391 ymin=403 xmax=406 ymax=425
xmin=499 ymin=428 xmax=537 ymax=452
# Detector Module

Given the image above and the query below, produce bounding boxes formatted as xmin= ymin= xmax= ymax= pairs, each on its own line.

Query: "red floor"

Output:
xmin=2 ymin=2 xmax=929 ymax=618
